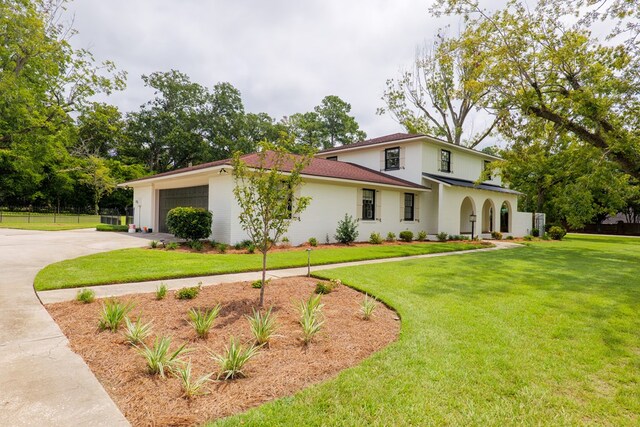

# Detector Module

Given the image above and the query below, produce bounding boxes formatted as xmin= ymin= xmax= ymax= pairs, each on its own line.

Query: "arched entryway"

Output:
xmin=459 ymin=197 xmax=476 ymax=235
xmin=482 ymin=199 xmax=495 ymax=233
xmin=500 ymin=201 xmax=511 ymax=233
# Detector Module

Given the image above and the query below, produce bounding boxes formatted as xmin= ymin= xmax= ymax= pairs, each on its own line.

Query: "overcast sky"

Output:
xmin=64 ymin=0 xmax=468 ymax=139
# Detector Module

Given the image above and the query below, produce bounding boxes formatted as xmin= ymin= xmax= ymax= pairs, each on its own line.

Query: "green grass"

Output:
xmin=209 ymin=234 xmax=640 ymax=426
xmin=34 ymin=242 xmax=483 ymax=290
xmin=0 ymin=222 xmax=101 ymax=231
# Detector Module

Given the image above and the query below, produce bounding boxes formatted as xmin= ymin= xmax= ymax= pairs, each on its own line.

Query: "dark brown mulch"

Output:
xmin=46 ymin=278 xmax=400 ymax=426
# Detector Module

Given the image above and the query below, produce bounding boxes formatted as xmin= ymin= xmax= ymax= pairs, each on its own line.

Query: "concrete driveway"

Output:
xmin=0 ymin=228 xmax=155 ymax=426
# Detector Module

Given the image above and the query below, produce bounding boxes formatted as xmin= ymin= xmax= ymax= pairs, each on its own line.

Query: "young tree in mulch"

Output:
xmin=232 ymin=143 xmax=312 ymax=307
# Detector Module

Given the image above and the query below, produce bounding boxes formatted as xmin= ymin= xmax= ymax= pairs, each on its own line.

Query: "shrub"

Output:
xmin=417 ymin=230 xmax=427 ymax=241
xmin=188 ymin=305 xmax=221 ymax=339
xmin=491 ymin=231 xmax=503 ymax=240
xmin=360 ymin=294 xmax=378 ymax=320
xmin=308 ymin=237 xmax=318 ymax=247
xmin=506 ymin=235 xmax=515 ymax=240
xmin=123 ymin=316 xmax=152 ymax=345
xmin=541 ymin=233 xmax=550 ymax=240
xmin=296 ymin=294 xmax=324 ymax=344
xmin=155 ymin=283 xmax=168 ymax=300
xmin=436 ymin=232 xmax=448 ymax=242
xmin=96 ymin=224 xmax=128 ymax=232
xmin=176 ymin=286 xmax=200 ymax=300
xmin=165 ymin=242 xmax=179 ymax=250
xmin=251 ymin=278 xmax=271 ymax=289
xmin=369 ymin=232 xmax=383 ymax=244
xmin=399 ymin=230 xmax=413 ymax=242
xmin=211 ymin=337 xmax=260 ymax=380
xmin=166 ymin=207 xmax=212 ymax=242
xmin=531 ymin=228 xmax=540 ymax=237
xmin=280 ymin=237 xmax=291 ymax=248
xmin=334 ymin=214 xmax=359 ymax=244
xmin=246 ymin=243 xmax=255 ymax=254
xmin=174 ymin=361 xmax=213 ymax=399
xmin=137 ymin=336 xmax=191 ymax=378
xmin=386 ymin=232 xmax=396 ymax=242
xmin=315 ymin=279 xmax=341 ymax=295
xmin=189 ymin=240 xmax=204 ymax=251
xmin=149 ymin=240 xmax=159 ymax=249
xmin=246 ymin=307 xmax=278 ymax=346
xmin=548 ymin=226 xmax=566 ymax=240
xmin=98 ymin=299 xmax=134 ymax=332
xmin=76 ymin=288 xmax=95 ymax=304
xmin=216 ymin=243 xmax=228 ymax=253
xmin=523 ymin=234 xmax=533 ymax=241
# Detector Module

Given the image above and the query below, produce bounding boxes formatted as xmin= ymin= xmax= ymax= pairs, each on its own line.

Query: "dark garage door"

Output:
xmin=158 ymin=185 xmax=209 ymax=233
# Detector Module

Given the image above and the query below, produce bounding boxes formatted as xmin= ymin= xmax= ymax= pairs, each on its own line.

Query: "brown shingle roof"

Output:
xmin=123 ymin=151 xmax=426 ymax=190
xmin=319 ymin=132 xmax=422 ymax=153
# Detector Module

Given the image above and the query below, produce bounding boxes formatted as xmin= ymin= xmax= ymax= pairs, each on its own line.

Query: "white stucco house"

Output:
xmin=121 ymin=133 xmax=534 ymax=244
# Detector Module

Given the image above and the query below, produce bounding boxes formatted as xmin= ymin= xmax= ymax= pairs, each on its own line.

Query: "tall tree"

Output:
xmin=432 ymin=0 xmax=640 ymax=180
xmin=379 ymin=28 xmax=498 ymax=148
xmin=232 ymin=143 xmax=312 ymax=307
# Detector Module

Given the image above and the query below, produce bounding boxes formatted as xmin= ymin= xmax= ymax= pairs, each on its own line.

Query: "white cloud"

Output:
xmin=65 ymin=0 xmax=468 ymax=138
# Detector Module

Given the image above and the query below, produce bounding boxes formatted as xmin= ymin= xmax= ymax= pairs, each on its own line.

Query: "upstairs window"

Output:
xmin=484 ymin=160 xmax=492 ymax=180
xmin=326 ymin=156 xmax=338 ymax=161
xmin=385 ymin=147 xmax=400 ymax=170
xmin=440 ymin=149 xmax=451 ymax=173
xmin=362 ymin=189 xmax=376 ymax=220
xmin=404 ymin=193 xmax=415 ymax=221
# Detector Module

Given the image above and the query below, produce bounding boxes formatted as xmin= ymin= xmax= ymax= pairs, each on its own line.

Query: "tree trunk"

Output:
xmin=259 ymin=250 xmax=267 ymax=307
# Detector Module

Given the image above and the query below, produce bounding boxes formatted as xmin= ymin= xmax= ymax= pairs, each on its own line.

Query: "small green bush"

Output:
xmin=531 ymin=228 xmax=540 ymax=237
xmin=166 ymin=207 xmax=212 ymax=242
xmin=188 ymin=305 xmax=221 ymax=339
xmin=251 ymin=279 xmax=263 ymax=289
xmin=123 ymin=316 xmax=152 ymax=345
xmin=541 ymin=233 xmax=550 ymax=241
xmin=216 ymin=243 xmax=228 ymax=253
xmin=149 ymin=240 xmax=159 ymax=248
xmin=506 ymin=235 xmax=515 ymax=240
xmin=436 ymin=232 xmax=448 ymax=242
xmin=137 ymin=336 xmax=191 ymax=378
xmin=315 ymin=279 xmax=341 ymax=295
xmin=156 ymin=283 xmax=168 ymax=300
xmin=96 ymin=224 xmax=128 ymax=232
xmin=360 ymin=294 xmax=378 ymax=320
xmin=386 ymin=232 xmax=396 ymax=242
xmin=98 ymin=299 xmax=135 ymax=332
xmin=399 ymin=230 xmax=413 ymax=242
xmin=176 ymin=286 xmax=200 ymax=300
xmin=523 ymin=234 xmax=533 ymax=241
xmin=335 ymin=214 xmax=359 ymax=244
xmin=369 ymin=232 xmax=383 ymax=244
xmin=174 ymin=361 xmax=212 ymax=399
xmin=491 ymin=231 xmax=503 ymax=240
xmin=296 ymin=295 xmax=325 ymax=345
xmin=246 ymin=307 xmax=278 ymax=346
xmin=246 ymin=243 xmax=255 ymax=254
xmin=189 ymin=240 xmax=204 ymax=251
xmin=165 ymin=242 xmax=179 ymax=250
xmin=211 ymin=337 xmax=260 ymax=380
xmin=417 ymin=230 xmax=427 ymax=241
xmin=76 ymin=288 xmax=95 ymax=304
xmin=308 ymin=237 xmax=318 ymax=247
xmin=548 ymin=226 xmax=566 ymax=240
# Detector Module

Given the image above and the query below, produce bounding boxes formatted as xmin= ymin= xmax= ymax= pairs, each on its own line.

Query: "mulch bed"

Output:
xmin=46 ymin=278 xmax=400 ymax=426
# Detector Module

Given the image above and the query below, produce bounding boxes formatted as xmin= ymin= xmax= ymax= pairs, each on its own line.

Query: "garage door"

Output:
xmin=158 ymin=185 xmax=209 ymax=233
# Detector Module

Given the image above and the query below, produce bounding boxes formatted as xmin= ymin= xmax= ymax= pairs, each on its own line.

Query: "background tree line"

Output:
xmin=0 ymin=0 xmax=366 ymax=213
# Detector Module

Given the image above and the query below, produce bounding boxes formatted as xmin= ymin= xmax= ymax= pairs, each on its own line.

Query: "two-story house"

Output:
xmin=122 ymin=133 xmax=533 ymax=244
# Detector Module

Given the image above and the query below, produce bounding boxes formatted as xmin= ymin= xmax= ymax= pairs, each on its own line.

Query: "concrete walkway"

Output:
xmin=38 ymin=240 xmax=522 ymax=304
xmin=0 ymin=228 xmax=159 ymax=427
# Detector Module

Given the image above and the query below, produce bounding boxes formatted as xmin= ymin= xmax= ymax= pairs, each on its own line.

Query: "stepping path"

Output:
xmin=0 ymin=228 xmax=163 ymax=427
xmin=38 ymin=240 xmax=522 ymax=304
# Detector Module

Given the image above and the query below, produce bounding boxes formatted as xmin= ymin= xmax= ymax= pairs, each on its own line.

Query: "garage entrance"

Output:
xmin=158 ymin=185 xmax=209 ymax=233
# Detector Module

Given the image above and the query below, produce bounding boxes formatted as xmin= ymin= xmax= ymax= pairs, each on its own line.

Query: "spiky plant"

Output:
xmin=246 ymin=307 xmax=278 ymax=346
xmin=123 ymin=316 xmax=153 ymax=345
xmin=188 ymin=304 xmax=221 ymax=339
xmin=360 ymin=294 xmax=378 ymax=320
xmin=173 ymin=361 xmax=213 ymax=399
xmin=137 ymin=336 xmax=191 ymax=378
xmin=155 ymin=283 xmax=168 ymax=300
xmin=211 ymin=337 xmax=260 ymax=380
xmin=296 ymin=295 xmax=325 ymax=344
xmin=98 ymin=299 xmax=134 ymax=332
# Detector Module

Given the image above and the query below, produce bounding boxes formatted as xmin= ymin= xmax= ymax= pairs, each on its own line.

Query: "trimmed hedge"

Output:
xmin=96 ymin=224 xmax=128 ymax=232
xmin=166 ymin=207 xmax=212 ymax=242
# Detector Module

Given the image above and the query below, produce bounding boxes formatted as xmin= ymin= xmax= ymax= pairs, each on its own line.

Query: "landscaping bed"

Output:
xmin=46 ymin=277 xmax=399 ymax=426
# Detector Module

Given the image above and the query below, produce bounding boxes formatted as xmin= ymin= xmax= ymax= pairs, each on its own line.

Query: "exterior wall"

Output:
xmin=208 ymin=174 xmax=234 ymax=243
xmin=227 ymin=179 xmax=429 ymax=246
xmin=422 ymin=141 xmax=502 ymax=186
xmin=435 ymin=185 xmax=530 ymax=237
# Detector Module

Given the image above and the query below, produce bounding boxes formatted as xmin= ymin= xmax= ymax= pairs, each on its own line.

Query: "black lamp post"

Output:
xmin=470 ymin=213 xmax=477 ymax=240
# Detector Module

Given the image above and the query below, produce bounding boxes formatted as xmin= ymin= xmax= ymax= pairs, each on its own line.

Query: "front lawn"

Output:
xmin=35 ymin=242 xmax=484 ymax=291
xmin=212 ymin=234 xmax=640 ymax=426
xmin=0 ymin=222 xmax=101 ymax=231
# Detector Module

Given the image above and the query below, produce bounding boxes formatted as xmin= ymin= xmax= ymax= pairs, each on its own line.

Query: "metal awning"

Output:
xmin=422 ymin=173 xmax=522 ymax=195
